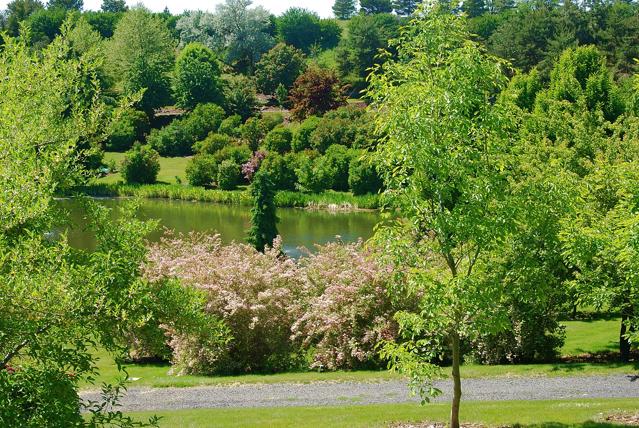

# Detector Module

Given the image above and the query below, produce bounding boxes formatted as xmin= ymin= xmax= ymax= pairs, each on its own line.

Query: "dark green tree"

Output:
xmin=360 ymin=0 xmax=393 ymax=14
xmin=333 ymin=0 xmax=357 ymax=19
xmin=47 ymin=0 xmax=82 ymax=10
xmin=255 ymin=42 xmax=307 ymax=95
xmin=392 ymin=0 xmax=418 ymax=16
xmin=6 ymin=0 xmax=43 ymax=36
xmin=101 ymin=0 xmax=127 ymax=12
xmin=174 ymin=42 xmax=223 ymax=110
xmin=276 ymin=8 xmax=322 ymax=53
xmin=461 ymin=0 xmax=486 ymax=18
xmin=247 ymin=170 xmax=279 ymax=253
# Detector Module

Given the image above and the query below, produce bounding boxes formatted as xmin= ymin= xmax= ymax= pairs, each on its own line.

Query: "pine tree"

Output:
xmin=333 ymin=0 xmax=357 ymax=19
xmin=360 ymin=0 xmax=393 ymax=14
xmin=392 ymin=0 xmax=418 ymax=16
xmin=247 ymin=170 xmax=279 ymax=253
xmin=461 ymin=0 xmax=486 ymax=18
xmin=100 ymin=0 xmax=127 ymax=12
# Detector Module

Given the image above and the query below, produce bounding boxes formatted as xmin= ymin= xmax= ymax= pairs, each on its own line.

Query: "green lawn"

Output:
xmin=84 ymin=316 xmax=638 ymax=390
xmin=127 ymin=399 xmax=639 ymax=428
xmin=101 ymin=152 xmax=191 ymax=185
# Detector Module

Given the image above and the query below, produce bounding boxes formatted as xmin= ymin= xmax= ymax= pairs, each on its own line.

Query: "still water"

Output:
xmin=58 ymin=198 xmax=380 ymax=257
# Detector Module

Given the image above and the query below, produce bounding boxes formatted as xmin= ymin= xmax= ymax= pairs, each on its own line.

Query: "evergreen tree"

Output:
xmin=360 ymin=0 xmax=393 ymax=14
xmin=392 ymin=0 xmax=418 ymax=16
xmin=6 ymin=0 xmax=43 ymax=36
xmin=47 ymin=0 xmax=83 ymax=10
xmin=461 ymin=0 xmax=486 ymax=17
xmin=247 ymin=170 xmax=279 ymax=253
xmin=101 ymin=0 xmax=127 ymax=12
xmin=333 ymin=0 xmax=357 ymax=19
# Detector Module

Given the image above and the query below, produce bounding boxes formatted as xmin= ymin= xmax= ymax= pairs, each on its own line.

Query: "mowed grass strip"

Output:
xmin=127 ymin=399 xmax=639 ymax=428
xmin=101 ymin=152 xmax=191 ymax=185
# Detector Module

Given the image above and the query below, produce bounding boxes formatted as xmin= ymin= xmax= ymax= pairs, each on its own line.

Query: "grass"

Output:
xmin=562 ymin=318 xmax=621 ymax=356
xmin=127 ymin=399 xmax=639 ymax=427
xmin=101 ymin=152 xmax=190 ymax=185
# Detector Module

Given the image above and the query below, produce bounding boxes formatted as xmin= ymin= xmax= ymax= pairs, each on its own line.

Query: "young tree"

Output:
xmin=368 ymin=7 xmax=514 ymax=428
xmin=247 ymin=170 xmax=279 ymax=253
xmin=100 ymin=0 xmax=127 ymax=12
xmin=360 ymin=0 xmax=393 ymax=14
xmin=333 ymin=0 xmax=357 ymax=19
xmin=289 ymin=67 xmax=347 ymax=120
xmin=174 ymin=43 xmax=224 ymax=110
xmin=276 ymin=8 xmax=322 ymax=53
xmin=255 ymin=43 xmax=307 ymax=95
xmin=107 ymin=7 xmax=175 ymax=115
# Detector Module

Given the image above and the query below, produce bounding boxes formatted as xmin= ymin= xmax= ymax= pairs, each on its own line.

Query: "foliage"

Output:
xmin=368 ymin=8 xmax=514 ymax=427
xmin=291 ymin=116 xmax=321 ymax=152
xmin=289 ymin=67 xmax=347 ymax=120
xmin=121 ymin=144 xmax=161 ymax=184
xmin=47 ymin=0 xmax=82 ymax=11
xmin=248 ymin=170 xmax=280 ymax=253
xmin=107 ymin=7 xmax=175 ymax=114
xmin=295 ymin=152 xmax=332 ymax=193
xmin=186 ymin=154 xmax=218 ymax=187
xmin=309 ymin=106 xmax=367 ymax=153
xmin=360 ymin=0 xmax=393 ymax=15
xmin=264 ymin=125 xmax=293 ymax=154
xmin=26 ymin=7 xmax=66 ymax=48
xmin=174 ymin=42 xmax=224 ymax=110
xmin=217 ymin=159 xmax=242 ymax=190
xmin=348 ymin=154 xmax=383 ymax=195
xmin=223 ymin=74 xmax=258 ymax=121
xmin=318 ymin=19 xmax=342 ymax=50
xmin=255 ymin=43 xmax=307 ymax=95
xmin=218 ymin=114 xmax=243 ymax=137
xmin=240 ymin=117 xmax=268 ymax=151
xmin=5 ymin=0 xmax=43 ymax=36
xmin=320 ymin=144 xmax=353 ymax=191
xmin=392 ymin=0 xmax=418 ymax=16
xmin=84 ymin=10 xmax=121 ymax=38
xmin=333 ymin=0 xmax=356 ymax=20
xmin=212 ymin=144 xmax=252 ymax=166
xmin=101 ymin=0 xmax=126 ymax=12
xmin=193 ymin=133 xmax=233 ymax=155
xmin=276 ymin=8 xmax=323 ymax=53
xmin=106 ymin=109 xmax=150 ymax=152
xmin=241 ymin=150 xmax=267 ymax=181
xmin=260 ymin=153 xmax=297 ymax=191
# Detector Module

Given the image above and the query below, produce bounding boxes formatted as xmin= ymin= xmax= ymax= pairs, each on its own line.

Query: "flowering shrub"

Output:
xmin=144 ymin=232 xmax=303 ymax=374
xmin=242 ymin=150 xmax=267 ymax=181
xmin=292 ymin=240 xmax=398 ymax=370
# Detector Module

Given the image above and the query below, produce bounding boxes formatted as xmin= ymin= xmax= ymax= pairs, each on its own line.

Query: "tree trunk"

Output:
xmin=450 ymin=332 xmax=462 ymax=428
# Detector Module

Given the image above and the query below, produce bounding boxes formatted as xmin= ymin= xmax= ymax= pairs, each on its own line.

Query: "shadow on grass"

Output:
xmin=516 ymin=423 xmax=631 ymax=428
xmin=550 ymin=361 xmax=639 ymax=373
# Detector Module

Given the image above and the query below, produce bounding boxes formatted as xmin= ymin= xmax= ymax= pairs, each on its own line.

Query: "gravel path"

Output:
xmin=81 ymin=374 xmax=639 ymax=412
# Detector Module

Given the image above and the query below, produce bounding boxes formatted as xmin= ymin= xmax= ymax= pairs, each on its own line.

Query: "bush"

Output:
xmin=106 ymin=109 xmax=150 ymax=152
xmin=148 ymin=103 xmax=225 ymax=156
xmin=144 ymin=233 xmax=303 ymax=374
xmin=121 ymin=144 xmax=160 ymax=184
xmin=309 ymin=106 xmax=365 ymax=153
xmin=213 ymin=144 xmax=252 ymax=166
xmin=218 ymin=114 xmax=243 ymax=137
xmin=193 ymin=133 xmax=233 ymax=155
xmin=295 ymin=152 xmax=332 ymax=193
xmin=240 ymin=117 xmax=267 ymax=151
xmin=186 ymin=154 xmax=218 ymax=187
xmin=261 ymin=113 xmax=284 ymax=132
xmin=276 ymin=8 xmax=322 ymax=53
xmin=174 ymin=43 xmax=224 ymax=110
xmin=289 ymin=68 xmax=347 ymax=120
xmin=292 ymin=241 xmax=396 ymax=370
xmin=223 ymin=75 xmax=258 ymax=121
xmin=242 ymin=150 xmax=268 ymax=181
xmin=217 ymin=159 xmax=241 ymax=190
xmin=292 ymin=116 xmax=320 ymax=152
xmin=260 ymin=153 xmax=297 ymax=190
xmin=264 ymin=125 xmax=293 ymax=154
xmin=255 ymin=43 xmax=307 ymax=95
xmin=348 ymin=154 xmax=383 ymax=195
xmin=320 ymin=144 xmax=353 ymax=191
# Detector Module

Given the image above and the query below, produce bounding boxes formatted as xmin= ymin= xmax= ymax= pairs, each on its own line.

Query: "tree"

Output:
xmin=255 ymin=43 xmax=307 ymax=95
xmin=289 ymin=67 xmax=347 ymax=120
xmin=174 ymin=43 xmax=224 ymax=110
xmin=107 ymin=7 xmax=175 ymax=115
xmin=101 ymin=0 xmax=127 ymax=12
xmin=392 ymin=0 xmax=418 ymax=16
xmin=276 ymin=8 xmax=322 ymax=53
xmin=223 ymin=74 xmax=259 ymax=121
xmin=247 ymin=170 xmax=279 ymax=252
xmin=5 ymin=0 xmax=43 ymax=36
xmin=360 ymin=0 xmax=393 ymax=14
xmin=121 ymin=144 xmax=161 ymax=184
xmin=368 ymin=8 xmax=514 ymax=428
xmin=461 ymin=0 xmax=486 ymax=18
xmin=47 ymin=0 xmax=82 ymax=10
xmin=333 ymin=0 xmax=357 ymax=19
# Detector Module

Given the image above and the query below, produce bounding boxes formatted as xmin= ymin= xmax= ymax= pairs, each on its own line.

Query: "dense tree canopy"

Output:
xmin=174 ymin=42 xmax=224 ymax=110
xmin=255 ymin=43 xmax=307 ymax=95
xmin=333 ymin=0 xmax=356 ymax=19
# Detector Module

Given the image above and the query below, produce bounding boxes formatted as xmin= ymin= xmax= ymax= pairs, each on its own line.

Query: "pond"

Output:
xmin=58 ymin=198 xmax=381 ymax=258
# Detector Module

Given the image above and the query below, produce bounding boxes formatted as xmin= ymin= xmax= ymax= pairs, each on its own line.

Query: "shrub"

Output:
xmin=320 ymin=144 xmax=353 ymax=191
xmin=289 ymin=68 xmax=347 ymax=120
xmin=261 ymin=113 xmax=285 ymax=132
xmin=186 ymin=154 xmax=218 ymax=187
xmin=242 ymin=150 xmax=268 ymax=181
xmin=292 ymin=116 xmax=320 ymax=152
xmin=240 ymin=117 xmax=267 ymax=151
xmin=264 ymin=125 xmax=293 ymax=154
xmin=260 ymin=153 xmax=297 ymax=190
xmin=218 ymin=114 xmax=243 ymax=137
xmin=292 ymin=241 xmax=396 ymax=370
xmin=182 ymin=103 xmax=226 ymax=142
xmin=213 ymin=144 xmax=252 ymax=166
xmin=106 ymin=109 xmax=150 ymax=152
xmin=348 ymin=154 xmax=383 ymax=195
xmin=309 ymin=106 xmax=365 ymax=153
xmin=223 ymin=74 xmax=258 ymax=121
xmin=318 ymin=19 xmax=341 ymax=50
xmin=255 ymin=43 xmax=307 ymax=95
xmin=217 ymin=159 xmax=241 ymax=190
xmin=295 ymin=152 xmax=332 ymax=193
xmin=193 ymin=133 xmax=233 ymax=155
xmin=276 ymin=8 xmax=322 ymax=53
xmin=174 ymin=42 xmax=224 ymax=110
xmin=144 ymin=233 xmax=303 ymax=374
xmin=121 ymin=144 xmax=160 ymax=184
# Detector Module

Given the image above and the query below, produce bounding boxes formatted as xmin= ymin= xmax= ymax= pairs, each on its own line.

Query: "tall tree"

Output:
xmin=368 ymin=7 xmax=514 ymax=428
xmin=248 ymin=170 xmax=279 ymax=253
xmin=360 ymin=0 xmax=393 ymax=14
xmin=100 ymin=0 xmax=127 ymax=12
xmin=173 ymin=42 xmax=224 ymax=110
xmin=462 ymin=0 xmax=486 ymax=17
xmin=107 ymin=7 xmax=175 ymax=115
xmin=392 ymin=0 xmax=419 ymax=16
xmin=333 ymin=0 xmax=357 ymax=19
xmin=5 ymin=0 xmax=43 ymax=36
xmin=276 ymin=8 xmax=322 ymax=53
xmin=255 ymin=42 xmax=307 ymax=95
xmin=47 ymin=0 xmax=83 ymax=10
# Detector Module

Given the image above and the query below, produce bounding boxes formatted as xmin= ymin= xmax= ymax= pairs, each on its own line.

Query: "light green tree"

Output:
xmin=174 ymin=42 xmax=224 ymax=110
xmin=368 ymin=7 xmax=514 ymax=427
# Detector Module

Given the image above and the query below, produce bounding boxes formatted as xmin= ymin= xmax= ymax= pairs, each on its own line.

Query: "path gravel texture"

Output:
xmin=81 ymin=374 xmax=639 ymax=412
